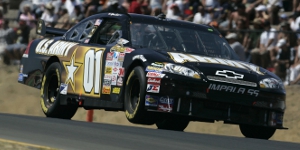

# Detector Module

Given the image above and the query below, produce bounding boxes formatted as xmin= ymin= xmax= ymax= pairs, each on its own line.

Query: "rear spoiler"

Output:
xmin=36 ymin=20 xmax=67 ymax=36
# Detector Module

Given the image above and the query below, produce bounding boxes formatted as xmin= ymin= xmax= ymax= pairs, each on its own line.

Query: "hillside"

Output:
xmin=1 ymin=62 xmax=300 ymax=143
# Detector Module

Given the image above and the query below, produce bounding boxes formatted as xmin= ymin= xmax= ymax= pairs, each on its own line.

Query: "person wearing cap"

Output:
xmin=251 ymin=20 xmax=277 ymax=69
xmin=225 ymin=32 xmax=246 ymax=61
xmin=41 ymin=3 xmax=58 ymax=27
xmin=254 ymin=4 xmax=269 ymax=24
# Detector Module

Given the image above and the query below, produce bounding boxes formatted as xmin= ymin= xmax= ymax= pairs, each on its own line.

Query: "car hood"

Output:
xmin=153 ymin=51 xmax=277 ymax=86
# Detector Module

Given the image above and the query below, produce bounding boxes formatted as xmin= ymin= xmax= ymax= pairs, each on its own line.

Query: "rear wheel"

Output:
xmin=40 ymin=62 xmax=78 ymax=119
xmin=156 ymin=118 xmax=189 ymax=131
xmin=239 ymin=124 xmax=276 ymax=140
xmin=124 ymin=66 xmax=155 ymax=125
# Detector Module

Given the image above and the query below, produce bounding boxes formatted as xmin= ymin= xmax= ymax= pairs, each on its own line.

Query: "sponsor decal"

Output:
xmin=18 ymin=73 xmax=23 ymax=82
xmin=146 ymin=66 xmax=163 ymax=73
xmin=145 ymin=95 xmax=158 ymax=107
xmin=22 ymin=54 xmax=28 ymax=58
xmin=117 ymin=76 xmax=123 ymax=86
xmin=146 ymin=72 xmax=165 ymax=78
xmin=118 ymin=38 xmax=129 ymax=45
xmin=124 ymin=47 xmax=134 ymax=53
xmin=94 ymin=19 xmax=102 ymax=26
xmin=112 ymin=67 xmax=119 ymax=75
xmin=118 ymin=68 xmax=125 ymax=77
xmin=84 ymin=39 xmax=90 ymax=43
xmin=113 ymin=52 xmax=119 ymax=60
xmin=113 ymin=62 xmax=120 ymax=68
xmin=208 ymin=84 xmax=259 ymax=97
xmin=106 ymin=61 xmax=113 ymax=67
xmin=118 ymin=53 xmax=125 ymax=61
xmin=147 ymin=78 xmax=161 ymax=84
xmin=146 ymin=84 xmax=160 ymax=93
xmin=105 ymin=67 xmax=112 ymax=74
xmin=159 ymin=97 xmax=174 ymax=104
xmin=103 ymin=79 xmax=111 ymax=86
xmin=108 ymin=13 xmax=122 ymax=16
xmin=168 ymin=52 xmax=263 ymax=75
xmin=104 ymin=74 xmax=112 ymax=79
xmin=151 ymin=62 xmax=164 ymax=68
xmin=59 ymin=83 xmax=68 ymax=95
xmin=112 ymin=87 xmax=121 ymax=94
xmin=62 ymin=54 xmax=81 ymax=91
xmin=110 ymin=45 xmax=125 ymax=52
xmin=102 ymin=86 xmax=111 ymax=94
xmin=106 ymin=52 xmax=113 ymax=60
xmin=111 ymin=75 xmax=117 ymax=85
xmin=216 ymin=70 xmax=244 ymax=79
xmin=36 ymin=39 xmax=78 ymax=56
xmin=158 ymin=104 xmax=173 ymax=112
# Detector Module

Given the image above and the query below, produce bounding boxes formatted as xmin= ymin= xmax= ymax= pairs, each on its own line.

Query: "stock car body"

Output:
xmin=18 ymin=13 xmax=287 ymax=139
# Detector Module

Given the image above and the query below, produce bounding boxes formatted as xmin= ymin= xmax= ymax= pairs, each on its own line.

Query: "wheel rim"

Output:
xmin=129 ymin=78 xmax=140 ymax=112
xmin=45 ymin=74 xmax=59 ymax=108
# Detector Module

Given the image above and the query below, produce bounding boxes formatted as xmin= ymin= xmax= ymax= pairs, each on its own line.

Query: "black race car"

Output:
xmin=18 ymin=13 xmax=287 ymax=139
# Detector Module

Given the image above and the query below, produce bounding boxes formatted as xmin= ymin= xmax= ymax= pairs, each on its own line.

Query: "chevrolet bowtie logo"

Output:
xmin=215 ymin=70 xmax=244 ymax=79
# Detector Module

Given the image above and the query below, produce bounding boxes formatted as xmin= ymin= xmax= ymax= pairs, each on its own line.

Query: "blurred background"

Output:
xmin=1 ymin=0 xmax=300 ymax=144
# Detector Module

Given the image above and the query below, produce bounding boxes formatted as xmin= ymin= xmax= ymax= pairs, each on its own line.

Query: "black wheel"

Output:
xmin=40 ymin=62 xmax=78 ymax=119
xmin=156 ymin=118 xmax=189 ymax=131
xmin=239 ymin=124 xmax=276 ymax=140
xmin=124 ymin=66 xmax=155 ymax=125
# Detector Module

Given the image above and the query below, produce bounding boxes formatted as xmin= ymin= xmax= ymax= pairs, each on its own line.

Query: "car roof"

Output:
xmin=87 ymin=13 xmax=219 ymax=35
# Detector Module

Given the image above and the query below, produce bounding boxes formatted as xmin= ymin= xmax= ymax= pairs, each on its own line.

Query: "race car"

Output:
xmin=18 ymin=13 xmax=287 ymax=139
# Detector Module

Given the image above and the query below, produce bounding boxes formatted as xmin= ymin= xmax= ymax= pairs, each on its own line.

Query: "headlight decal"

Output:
xmin=259 ymin=78 xmax=284 ymax=89
xmin=163 ymin=63 xmax=201 ymax=79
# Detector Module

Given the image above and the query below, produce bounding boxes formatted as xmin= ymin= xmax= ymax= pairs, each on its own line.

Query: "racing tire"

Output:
xmin=40 ymin=62 xmax=78 ymax=119
xmin=239 ymin=124 xmax=276 ymax=140
xmin=156 ymin=119 xmax=189 ymax=131
xmin=124 ymin=66 xmax=155 ymax=125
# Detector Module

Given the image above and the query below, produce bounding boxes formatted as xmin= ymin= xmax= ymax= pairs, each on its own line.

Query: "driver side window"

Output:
xmin=91 ymin=20 xmax=122 ymax=45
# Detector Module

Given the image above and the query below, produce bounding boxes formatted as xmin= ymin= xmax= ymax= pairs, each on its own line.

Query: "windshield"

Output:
xmin=130 ymin=23 xmax=239 ymax=60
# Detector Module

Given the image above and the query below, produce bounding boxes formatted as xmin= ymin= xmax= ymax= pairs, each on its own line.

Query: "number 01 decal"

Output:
xmin=83 ymin=49 xmax=103 ymax=94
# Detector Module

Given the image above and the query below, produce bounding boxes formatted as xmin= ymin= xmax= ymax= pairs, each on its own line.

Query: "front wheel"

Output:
xmin=40 ymin=62 xmax=78 ymax=119
xmin=239 ymin=124 xmax=276 ymax=140
xmin=156 ymin=118 xmax=189 ymax=131
xmin=124 ymin=66 xmax=155 ymax=125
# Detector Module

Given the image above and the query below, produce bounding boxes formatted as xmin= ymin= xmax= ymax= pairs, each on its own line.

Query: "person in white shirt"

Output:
xmin=193 ymin=5 xmax=212 ymax=24
xmin=40 ymin=3 xmax=58 ymax=27
xmin=225 ymin=33 xmax=246 ymax=61
xmin=251 ymin=20 xmax=277 ymax=68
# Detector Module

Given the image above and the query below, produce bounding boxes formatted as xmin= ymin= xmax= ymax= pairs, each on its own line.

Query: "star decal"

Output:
xmin=63 ymin=53 xmax=81 ymax=92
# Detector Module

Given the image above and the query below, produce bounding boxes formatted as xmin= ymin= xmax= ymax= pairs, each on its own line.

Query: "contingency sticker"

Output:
xmin=145 ymin=95 xmax=158 ymax=107
xmin=59 ymin=83 xmax=68 ymax=95
xmin=146 ymin=84 xmax=160 ymax=93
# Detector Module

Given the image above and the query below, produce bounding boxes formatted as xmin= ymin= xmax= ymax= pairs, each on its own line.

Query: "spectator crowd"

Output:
xmin=1 ymin=0 xmax=300 ymax=85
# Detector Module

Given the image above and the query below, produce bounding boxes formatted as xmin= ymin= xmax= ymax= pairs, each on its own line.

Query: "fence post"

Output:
xmin=87 ymin=110 xmax=94 ymax=122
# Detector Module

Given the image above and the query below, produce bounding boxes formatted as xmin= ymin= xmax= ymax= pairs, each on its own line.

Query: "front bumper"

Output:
xmin=145 ymin=74 xmax=286 ymax=129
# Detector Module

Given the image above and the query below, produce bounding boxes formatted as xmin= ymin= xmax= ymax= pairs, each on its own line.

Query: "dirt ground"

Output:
xmin=1 ymin=62 xmax=300 ymax=143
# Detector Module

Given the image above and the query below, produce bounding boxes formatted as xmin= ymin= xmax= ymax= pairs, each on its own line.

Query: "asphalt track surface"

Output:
xmin=0 ymin=113 xmax=300 ymax=150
